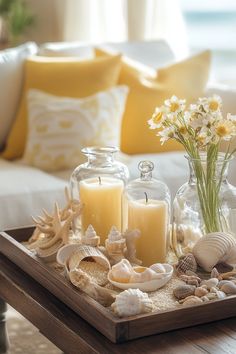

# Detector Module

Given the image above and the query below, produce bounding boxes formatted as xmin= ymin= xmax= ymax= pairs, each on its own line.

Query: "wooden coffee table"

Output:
xmin=1 ymin=254 xmax=236 ymax=354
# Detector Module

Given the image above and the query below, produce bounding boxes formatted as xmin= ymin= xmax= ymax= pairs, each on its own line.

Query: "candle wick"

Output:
xmin=144 ymin=192 xmax=148 ymax=204
xmin=98 ymin=176 xmax=102 ymax=185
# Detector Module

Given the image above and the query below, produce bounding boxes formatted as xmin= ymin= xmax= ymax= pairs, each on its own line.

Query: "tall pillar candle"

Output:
xmin=79 ymin=176 xmax=124 ymax=244
xmin=128 ymin=198 xmax=168 ymax=266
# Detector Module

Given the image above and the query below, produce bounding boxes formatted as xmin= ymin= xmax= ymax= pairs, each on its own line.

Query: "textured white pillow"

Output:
xmin=39 ymin=42 xmax=94 ymax=58
xmin=0 ymin=42 xmax=38 ymax=150
xmin=23 ymin=86 xmax=129 ymax=171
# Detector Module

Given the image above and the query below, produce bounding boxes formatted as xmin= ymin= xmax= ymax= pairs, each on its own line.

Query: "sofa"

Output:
xmin=1 ymin=40 xmax=236 ymax=231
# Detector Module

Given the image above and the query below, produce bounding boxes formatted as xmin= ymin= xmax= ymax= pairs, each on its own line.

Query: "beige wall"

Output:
xmin=24 ymin=0 xmax=65 ymax=43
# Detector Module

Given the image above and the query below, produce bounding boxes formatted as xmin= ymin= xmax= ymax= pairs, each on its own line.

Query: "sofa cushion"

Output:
xmin=39 ymin=41 xmax=94 ymax=58
xmin=22 ymin=86 xmax=129 ymax=171
xmin=2 ymin=54 xmax=122 ymax=160
xmin=0 ymin=42 xmax=38 ymax=151
xmin=96 ymin=49 xmax=211 ymax=154
xmin=0 ymin=158 xmax=67 ymax=230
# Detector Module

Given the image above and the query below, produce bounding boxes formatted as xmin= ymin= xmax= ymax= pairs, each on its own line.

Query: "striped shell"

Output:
xmin=193 ymin=232 xmax=236 ymax=272
xmin=176 ymin=253 xmax=197 ymax=274
xmin=111 ymin=289 xmax=153 ymax=317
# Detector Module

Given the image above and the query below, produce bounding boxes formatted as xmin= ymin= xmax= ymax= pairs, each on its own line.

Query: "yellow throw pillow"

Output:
xmin=22 ymin=86 xmax=129 ymax=172
xmin=2 ymin=55 xmax=121 ymax=160
xmin=96 ymin=49 xmax=211 ymax=154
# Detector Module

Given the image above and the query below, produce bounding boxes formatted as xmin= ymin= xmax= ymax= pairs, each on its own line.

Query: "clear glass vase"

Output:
xmin=70 ymin=146 xmax=129 ymax=245
xmin=171 ymin=154 xmax=236 ymax=257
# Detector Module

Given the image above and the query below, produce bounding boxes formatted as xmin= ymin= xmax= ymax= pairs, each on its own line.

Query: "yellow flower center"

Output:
xmin=179 ymin=126 xmax=187 ymax=135
xmin=153 ymin=112 xmax=163 ymax=124
xmin=209 ymin=100 xmax=219 ymax=111
xmin=216 ymin=125 xmax=228 ymax=137
xmin=170 ymin=102 xmax=180 ymax=112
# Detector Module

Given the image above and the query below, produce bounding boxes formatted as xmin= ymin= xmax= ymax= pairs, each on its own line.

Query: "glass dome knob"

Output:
xmin=138 ymin=161 xmax=154 ymax=180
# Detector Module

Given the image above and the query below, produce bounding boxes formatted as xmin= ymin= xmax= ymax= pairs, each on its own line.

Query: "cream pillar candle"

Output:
xmin=128 ymin=198 xmax=168 ymax=266
xmin=79 ymin=176 xmax=124 ymax=244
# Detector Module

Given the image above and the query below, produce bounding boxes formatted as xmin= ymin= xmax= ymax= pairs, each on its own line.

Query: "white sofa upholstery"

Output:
xmin=1 ymin=40 xmax=236 ymax=231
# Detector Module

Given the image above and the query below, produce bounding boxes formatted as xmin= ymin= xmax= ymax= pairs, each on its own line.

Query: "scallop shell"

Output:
xmin=176 ymin=253 xmax=197 ymax=274
xmin=111 ymin=289 xmax=153 ymax=317
xmin=81 ymin=224 xmax=100 ymax=247
xmin=192 ymin=232 xmax=236 ymax=272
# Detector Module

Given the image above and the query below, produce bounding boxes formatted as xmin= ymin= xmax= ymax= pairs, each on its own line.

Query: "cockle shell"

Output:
xmin=192 ymin=232 xmax=236 ymax=272
xmin=111 ymin=289 xmax=153 ymax=317
xmin=81 ymin=225 xmax=100 ymax=247
xmin=176 ymin=253 xmax=197 ymax=274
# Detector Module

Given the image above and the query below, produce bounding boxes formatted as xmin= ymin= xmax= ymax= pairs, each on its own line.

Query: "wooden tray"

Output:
xmin=1 ymin=226 xmax=236 ymax=343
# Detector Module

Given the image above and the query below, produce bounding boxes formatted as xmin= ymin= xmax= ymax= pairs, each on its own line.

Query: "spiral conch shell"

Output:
xmin=81 ymin=225 xmax=100 ymax=247
xmin=193 ymin=232 xmax=236 ymax=272
xmin=111 ymin=289 xmax=153 ymax=317
xmin=105 ymin=226 xmax=126 ymax=265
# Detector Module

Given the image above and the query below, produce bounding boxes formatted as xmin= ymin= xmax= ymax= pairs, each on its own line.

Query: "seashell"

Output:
xmin=221 ymin=282 xmax=236 ymax=295
xmin=216 ymin=290 xmax=226 ymax=299
xmin=201 ymin=295 xmax=210 ymax=302
xmin=123 ymin=229 xmax=142 ymax=265
xmin=110 ymin=259 xmax=133 ymax=283
xmin=200 ymin=278 xmax=219 ymax=290
xmin=218 ymin=280 xmax=233 ymax=288
xmin=211 ymin=267 xmax=219 ymax=279
xmin=150 ymin=263 xmax=166 ymax=274
xmin=218 ymin=271 xmax=236 ymax=280
xmin=69 ymin=269 xmax=116 ymax=306
xmin=192 ymin=232 xmax=236 ymax=272
xmin=195 ymin=287 xmax=208 ymax=297
xmin=182 ymin=296 xmax=203 ymax=306
xmin=179 ymin=275 xmax=201 ymax=287
xmin=130 ymin=267 xmax=157 ymax=283
xmin=173 ymin=285 xmax=196 ymax=300
xmin=108 ymin=262 xmax=173 ymax=292
xmin=111 ymin=289 xmax=153 ymax=317
xmin=105 ymin=226 xmax=126 ymax=265
xmin=81 ymin=225 xmax=100 ymax=247
xmin=57 ymin=244 xmax=110 ymax=273
xmin=210 ymin=287 xmax=218 ymax=293
xmin=176 ymin=253 xmax=197 ymax=274
xmin=206 ymin=293 xmax=218 ymax=300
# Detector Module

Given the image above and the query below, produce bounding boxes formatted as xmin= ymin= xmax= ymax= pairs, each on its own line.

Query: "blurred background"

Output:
xmin=1 ymin=0 xmax=235 ymax=87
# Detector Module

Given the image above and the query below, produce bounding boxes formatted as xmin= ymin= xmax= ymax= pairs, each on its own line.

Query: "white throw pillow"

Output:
xmin=23 ymin=86 xmax=129 ymax=172
xmin=39 ymin=41 xmax=94 ymax=58
xmin=0 ymin=42 xmax=38 ymax=150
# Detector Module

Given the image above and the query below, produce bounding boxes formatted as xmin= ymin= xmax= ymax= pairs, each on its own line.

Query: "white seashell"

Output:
xmin=216 ymin=290 xmax=226 ymax=299
xmin=200 ymin=278 xmax=219 ymax=290
xmin=130 ymin=267 xmax=157 ymax=283
xmin=105 ymin=226 xmax=126 ymax=265
xmin=108 ymin=263 xmax=173 ymax=292
xmin=110 ymin=259 xmax=133 ymax=283
xmin=221 ymin=282 xmax=236 ymax=295
xmin=150 ymin=263 xmax=166 ymax=274
xmin=108 ymin=226 xmax=123 ymax=242
xmin=81 ymin=225 xmax=100 ymax=247
xmin=111 ymin=289 xmax=153 ymax=317
xmin=57 ymin=244 xmax=110 ymax=273
xmin=193 ymin=232 xmax=236 ymax=272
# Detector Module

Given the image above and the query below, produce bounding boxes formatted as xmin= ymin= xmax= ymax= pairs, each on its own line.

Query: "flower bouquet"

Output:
xmin=148 ymin=95 xmax=236 ymax=254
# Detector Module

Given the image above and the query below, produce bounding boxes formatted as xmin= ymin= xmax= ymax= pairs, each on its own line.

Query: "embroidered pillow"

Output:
xmin=22 ymin=86 xmax=129 ymax=171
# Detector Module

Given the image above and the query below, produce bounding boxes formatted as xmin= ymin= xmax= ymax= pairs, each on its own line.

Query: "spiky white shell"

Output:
xmin=111 ymin=289 xmax=153 ymax=317
xmin=192 ymin=232 xmax=236 ymax=272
